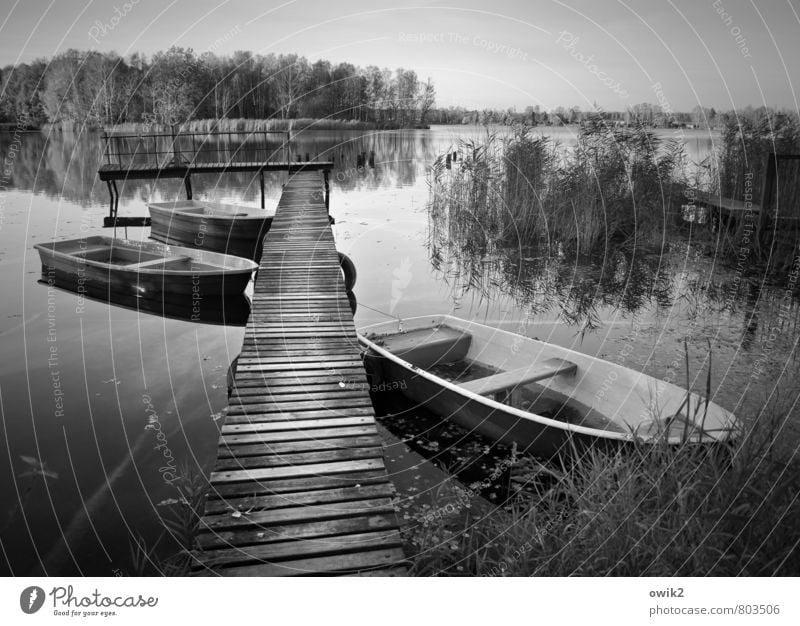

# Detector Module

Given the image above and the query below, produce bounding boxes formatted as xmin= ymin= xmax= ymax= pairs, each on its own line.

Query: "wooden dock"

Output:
xmin=97 ymin=130 xmax=333 ymax=227
xmin=693 ymin=190 xmax=761 ymax=219
xmin=192 ymin=171 xmax=407 ymax=576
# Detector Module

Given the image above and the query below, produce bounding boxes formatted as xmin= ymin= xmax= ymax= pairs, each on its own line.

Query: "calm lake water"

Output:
xmin=1 ymin=125 xmax=798 ymax=575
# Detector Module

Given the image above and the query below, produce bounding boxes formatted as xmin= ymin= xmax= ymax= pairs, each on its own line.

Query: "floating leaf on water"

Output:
xmin=157 ymin=497 xmax=187 ymax=507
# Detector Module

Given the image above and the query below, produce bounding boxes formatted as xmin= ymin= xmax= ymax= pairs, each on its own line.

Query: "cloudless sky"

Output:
xmin=1 ymin=0 xmax=798 ymax=111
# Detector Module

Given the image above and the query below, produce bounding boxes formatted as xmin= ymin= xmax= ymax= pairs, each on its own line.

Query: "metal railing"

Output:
xmin=101 ymin=128 xmax=292 ymax=169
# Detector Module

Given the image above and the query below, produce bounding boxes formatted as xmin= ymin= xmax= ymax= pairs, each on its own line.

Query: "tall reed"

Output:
xmin=430 ymin=119 xmax=689 ymax=254
xmin=409 ymin=409 xmax=800 ymax=576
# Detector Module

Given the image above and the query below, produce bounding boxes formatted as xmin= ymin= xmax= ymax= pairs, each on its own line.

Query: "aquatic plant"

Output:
xmin=0 ymin=456 xmax=59 ymax=539
xmin=128 ymin=463 xmax=207 ymax=576
xmin=408 ymin=406 xmax=800 ymax=576
xmin=430 ymin=118 xmax=689 ymax=255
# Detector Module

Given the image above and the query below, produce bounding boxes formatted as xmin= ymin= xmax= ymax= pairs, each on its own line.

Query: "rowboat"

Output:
xmin=147 ymin=200 xmax=273 ymax=260
xmin=35 ymin=236 xmax=258 ymax=302
xmin=358 ymin=315 xmax=739 ymax=456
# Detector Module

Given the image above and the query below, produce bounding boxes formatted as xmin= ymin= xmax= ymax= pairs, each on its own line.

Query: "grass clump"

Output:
xmin=430 ymin=119 xmax=689 ymax=255
xmin=128 ymin=464 xmax=207 ymax=576
xmin=410 ymin=412 xmax=800 ymax=576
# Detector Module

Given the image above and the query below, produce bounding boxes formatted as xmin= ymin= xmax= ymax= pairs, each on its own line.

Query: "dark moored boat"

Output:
xmin=148 ymin=200 xmax=273 ymax=260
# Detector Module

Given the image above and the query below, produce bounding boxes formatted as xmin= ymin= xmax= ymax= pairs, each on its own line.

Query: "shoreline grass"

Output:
xmin=407 ymin=409 xmax=800 ymax=576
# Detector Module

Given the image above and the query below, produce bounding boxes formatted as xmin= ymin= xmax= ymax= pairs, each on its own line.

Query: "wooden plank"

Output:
xmin=207 ymin=471 xmax=390 ymax=500
xmin=221 ymin=416 xmax=374 ymax=432
xmin=227 ymin=398 xmax=374 ymax=414
xmin=197 ymin=530 xmax=403 ymax=568
xmin=213 ymin=446 xmax=383 ymax=470
xmin=231 ymin=391 xmax=369 ymax=403
xmin=209 ymin=458 xmax=386 ymax=483
xmin=196 ymin=512 xmax=399 ymax=549
xmin=200 ymin=497 xmax=395 ymax=530
xmin=218 ymin=435 xmax=382 ymax=457
xmin=213 ymin=548 xmax=407 ymax=576
xmin=220 ymin=425 xmax=379 ymax=445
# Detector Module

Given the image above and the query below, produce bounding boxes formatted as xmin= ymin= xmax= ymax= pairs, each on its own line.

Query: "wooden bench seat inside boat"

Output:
xmin=129 ymin=255 xmax=191 ymax=269
xmin=461 ymin=358 xmax=578 ymax=396
xmin=76 ymin=246 xmax=113 ymax=256
xmin=378 ymin=325 xmax=472 ymax=369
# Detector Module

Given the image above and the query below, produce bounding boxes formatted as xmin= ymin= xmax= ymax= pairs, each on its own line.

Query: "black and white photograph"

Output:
xmin=0 ymin=0 xmax=798 ymax=621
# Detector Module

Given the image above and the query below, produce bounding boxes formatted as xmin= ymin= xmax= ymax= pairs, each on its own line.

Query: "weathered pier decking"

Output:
xmin=192 ymin=171 xmax=407 ymax=576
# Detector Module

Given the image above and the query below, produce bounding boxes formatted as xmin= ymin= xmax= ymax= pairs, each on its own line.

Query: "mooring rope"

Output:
xmin=357 ymin=300 xmax=402 ymax=321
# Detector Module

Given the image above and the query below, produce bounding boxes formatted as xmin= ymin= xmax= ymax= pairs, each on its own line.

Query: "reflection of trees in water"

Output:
xmin=0 ymin=129 xmax=443 ymax=207
xmin=427 ymin=196 xmax=673 ymax=332
xmin=427 ymin=198 xmax=800 ymax=341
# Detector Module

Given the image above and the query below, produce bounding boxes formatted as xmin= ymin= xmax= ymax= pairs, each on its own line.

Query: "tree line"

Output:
xmin=1 ymin=47 xmax=795 ymax=134
xmin=0 ymin=47 xmax=436 ymax=129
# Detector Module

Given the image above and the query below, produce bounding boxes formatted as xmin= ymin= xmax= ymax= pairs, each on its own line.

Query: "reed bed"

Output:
xmin=408 ymin=409 xmax=800 ymax=576
xmin=708 ymin=111 xmax=800 ymax=271
xmin=430 ymin=120 xmax=689 ymax=254
xmin=107 ymin=117 xmax=385 ymax=134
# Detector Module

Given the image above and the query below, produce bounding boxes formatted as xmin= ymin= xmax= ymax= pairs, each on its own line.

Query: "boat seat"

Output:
xmin=129 ymin=255 xmax=191 ymax=269
xmin=77 ymin=246 xmax=113 ymax=256
xmin=461 ymin=358 xmax=577 ymax=396
xmin=380 ymin=326 xmax=472 ymax=369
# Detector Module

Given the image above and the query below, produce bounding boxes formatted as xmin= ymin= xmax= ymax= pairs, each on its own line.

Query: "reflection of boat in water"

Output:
xmin=35 ymin=236 xmax=258 ymax=302
xmin=147 ymin=200 xmax=273 ymax=261
xmin=39 ymin=277 xmax=251 ymax=326
xmin=359 ymin=315 xmax=739 ymax=457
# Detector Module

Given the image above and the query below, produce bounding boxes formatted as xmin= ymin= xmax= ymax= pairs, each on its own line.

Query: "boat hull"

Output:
xmin=369 ymin=353 xmax=598 ymax=456
xmin=148 ymin=200 xmax=273 ymax=261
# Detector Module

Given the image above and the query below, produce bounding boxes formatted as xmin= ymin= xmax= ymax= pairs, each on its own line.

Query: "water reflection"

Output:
xmin=0 ymin=128 xmax=452 ymax=208
xmin=40 ymin=278 xmax=250 ymax=326
xmin=427 ymin=185 xmax=800 ymax=356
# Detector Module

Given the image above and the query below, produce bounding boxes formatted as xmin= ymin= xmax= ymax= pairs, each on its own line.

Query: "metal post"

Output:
xmin=103 ymin=131 xmax=111 ymax=165
xmin=106 ymin=180 xmax=115 ymax=219
xmin=260 ymin=170 xmax=265 ymax=209
xmin=324 ymin=169 xmax=330 ymax=213
xmin=171 ymin=124 xmax=179 ymax=163
xmin=758 ymin=153 xmax=777 ymax=253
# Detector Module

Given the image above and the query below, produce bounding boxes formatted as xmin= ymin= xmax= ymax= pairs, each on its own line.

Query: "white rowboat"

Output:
xmin=358 ymin=315 xmax=739 ymax=456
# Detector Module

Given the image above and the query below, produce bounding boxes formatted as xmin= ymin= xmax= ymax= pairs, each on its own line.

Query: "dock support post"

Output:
xmin=758 ymin=153 xmax=776 ymax=254
xmin=106 ymin=180 xmax=113 ymax=219
xmin=106 ymin=180 xmax=117 ymax=220
xmin=184 ymin=174 xmax=193 ymax=200
xmin=324 ymin=169 xmax=330 ymax=212
xmin=260 ymin=170 xmax=265 ymax=209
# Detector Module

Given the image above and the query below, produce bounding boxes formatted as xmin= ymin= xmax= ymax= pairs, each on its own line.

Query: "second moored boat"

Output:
xmin=148 ymin=200 xmax=274 ymax=261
